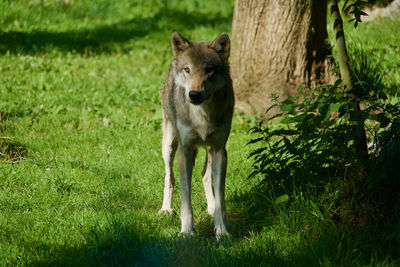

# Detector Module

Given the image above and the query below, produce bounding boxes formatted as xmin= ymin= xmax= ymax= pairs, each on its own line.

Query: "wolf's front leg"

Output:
xmin=159 ymin=120 xmax=178 ymax=215
xmin=212 ymin=147 xmax=229 ymax=237
xmin=177 ymin=145 xmax=195 ymax=236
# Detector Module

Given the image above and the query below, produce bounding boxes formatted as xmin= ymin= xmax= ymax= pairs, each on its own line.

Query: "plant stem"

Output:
xmin=329 ymin=0 xmax=369 ymax=180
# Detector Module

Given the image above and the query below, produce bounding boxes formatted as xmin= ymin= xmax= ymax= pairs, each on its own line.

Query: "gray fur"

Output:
xmin=159 ymin=32 xmax=234 ymax=238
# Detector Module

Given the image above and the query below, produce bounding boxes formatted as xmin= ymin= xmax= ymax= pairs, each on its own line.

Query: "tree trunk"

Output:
xmin=231 ymin=0 xmax=334 ymax=114
xmin=364 ymin=0 xmax=400 ymax=21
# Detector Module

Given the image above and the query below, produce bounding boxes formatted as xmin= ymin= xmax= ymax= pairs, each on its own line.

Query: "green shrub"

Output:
xmin=248 ymin=49 xmax=400 ymax=222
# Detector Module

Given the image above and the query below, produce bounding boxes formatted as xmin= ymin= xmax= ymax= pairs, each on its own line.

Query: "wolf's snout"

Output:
xmin=189 ymin=91 xmax=202 ymax=103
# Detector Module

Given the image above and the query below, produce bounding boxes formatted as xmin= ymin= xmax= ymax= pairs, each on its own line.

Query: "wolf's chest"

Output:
xmin=176 ymin=111 xmax=218 ymax=145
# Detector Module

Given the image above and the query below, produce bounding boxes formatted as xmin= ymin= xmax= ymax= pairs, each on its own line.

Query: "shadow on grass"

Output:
xmin=0 ymin=110 xmax=32 ymax=122
xmin=33 ymin=216 xmax=287 ymax=266
xmin=225 ymin=182 xmax=400 ymax=265
xmin=28 ymin=183 xmax=400 ymax=267
xmin=0 ymin=7 xmax=232 ymax=55
xmin=0 ymin=113 xmax=27 ymax=162
xmin=34 ymin=215 xmax=400 ymax=266
xmin=0 ymin=137 xmax=26 ymax=163
xmin=25 ymin=142 xmax=400 ymax=265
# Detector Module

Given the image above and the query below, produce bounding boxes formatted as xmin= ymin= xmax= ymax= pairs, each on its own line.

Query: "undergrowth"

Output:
xmin=247 ymin=46 xmax=400 ymax=263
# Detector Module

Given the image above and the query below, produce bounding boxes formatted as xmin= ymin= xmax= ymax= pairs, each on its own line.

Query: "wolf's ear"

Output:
xmin=210 ymin=32 xmax=230 ymax=60
xmin=171 ymin=32 xmax=191 ymax=58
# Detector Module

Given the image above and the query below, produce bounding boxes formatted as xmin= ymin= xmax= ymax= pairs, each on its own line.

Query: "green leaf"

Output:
xmin=247 ymin=137 xmax=264 ymax=145
xmin=378 ymin=115 xmax=391 ymax=128
xmin=275 ymin=194 xmax=289 ymax=205
xmin=282 ymin=96 xmax=298 ymax=104
xmin=329 ymin=103 xmax=343 ymax=112
xmin=248 ymin=147 xmax=266 ymax=158
xmin=270 ymin=129 xmax=298 ymax=136
xmin=265 ymin=103 xmax=278 ymax=114
xmin=280 ymin=117 xmax=293 ymax=124
xmin=280 ymin=103 xmax=293 ymax=112
xmin=281 ymin=114 xmax=306 ymax=124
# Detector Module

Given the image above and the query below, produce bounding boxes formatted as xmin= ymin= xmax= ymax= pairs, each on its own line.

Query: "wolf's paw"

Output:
xmin=158 ymin=208 xmax=173 ymax=215
xmin=215 ymin=226 xmax=230 ymax=241
xmin=178 ymin=229 xmax=195 ymax=237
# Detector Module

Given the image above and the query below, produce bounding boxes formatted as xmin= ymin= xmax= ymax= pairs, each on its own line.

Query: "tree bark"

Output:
xmin=231 ymin=0 xmax=334 ymax=114
xmin=364 ymin=0 xmax=400 ymax=21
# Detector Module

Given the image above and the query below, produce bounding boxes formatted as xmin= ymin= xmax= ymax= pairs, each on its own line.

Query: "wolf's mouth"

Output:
xmin=189 ymin=94 xmax=211 ymax=105
xmin=189 ymin=99 xmax=203 ymax=105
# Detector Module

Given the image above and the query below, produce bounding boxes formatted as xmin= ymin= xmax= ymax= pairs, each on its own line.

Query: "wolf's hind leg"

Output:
xmin=158 ymin=119 xmax=178 ymax=215
xmin=202 ymin=147 xmax=215 ymax=215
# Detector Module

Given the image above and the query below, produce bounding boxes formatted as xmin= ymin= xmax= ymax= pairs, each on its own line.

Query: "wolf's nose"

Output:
xmin=189 ymin=91 xmax=202 ymax=102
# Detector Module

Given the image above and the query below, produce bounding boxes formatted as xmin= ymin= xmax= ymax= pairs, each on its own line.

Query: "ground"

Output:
xmin=0 ymin=1 xmax=399 ymax=265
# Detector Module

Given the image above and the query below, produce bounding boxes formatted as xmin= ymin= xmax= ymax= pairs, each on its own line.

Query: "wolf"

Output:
xmin=158 ymin=32 xmax=234 ymax=237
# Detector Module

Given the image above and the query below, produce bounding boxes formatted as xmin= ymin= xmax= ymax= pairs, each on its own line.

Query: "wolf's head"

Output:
xmin=171 ymin=32 xmax=230 ymax=105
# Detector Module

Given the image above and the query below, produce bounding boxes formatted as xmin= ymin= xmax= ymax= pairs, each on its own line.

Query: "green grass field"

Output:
xmin=1 ymin=1 xmax=399 ymax=266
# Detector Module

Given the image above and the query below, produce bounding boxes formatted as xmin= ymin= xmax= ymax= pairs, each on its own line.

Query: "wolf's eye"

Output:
xmin=184 ymin=67 xmax=190 ymax=74
xmin=205 ymin=66 xmax=213 ymax=74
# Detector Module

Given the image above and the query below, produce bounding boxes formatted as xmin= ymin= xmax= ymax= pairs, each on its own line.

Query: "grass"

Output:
xmin=0 ymin=0 xmax=399 ymax=265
